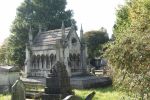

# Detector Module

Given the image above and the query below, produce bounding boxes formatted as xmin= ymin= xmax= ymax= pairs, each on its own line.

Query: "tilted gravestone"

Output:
xmin=11 ymin=79 xmax=26 ymax=100
xmin=85 ymin=91 xmax=95 ymax=100
xmin=63 ymin=95 xmax=82 ymax=100
xmin=42 ymin=61 xmax=73 ymax=100
xmin=63 ymin=91 xmax=95 ymax=100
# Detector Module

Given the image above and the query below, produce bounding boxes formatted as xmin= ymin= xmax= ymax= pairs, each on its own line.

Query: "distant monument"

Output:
xmin=24 ymin=22 xmax=88 ymax=77
xmin=23 ymin=21 xmax=112 ymax=90
xmin=42 ymin=61 xmax=73 ymax=100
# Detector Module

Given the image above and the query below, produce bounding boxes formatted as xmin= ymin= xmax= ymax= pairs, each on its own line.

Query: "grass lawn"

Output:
xmin=74 ymin=87 xmax=133 ymax=100
xmin=0 ymin=94 xmax=11 ymax=100
xmin=0 ymin=87 xmax=134 ymax=100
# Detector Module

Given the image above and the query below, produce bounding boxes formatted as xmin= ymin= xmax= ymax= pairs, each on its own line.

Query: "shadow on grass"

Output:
xmin=73 ymin=86 xmax=130 ymax=100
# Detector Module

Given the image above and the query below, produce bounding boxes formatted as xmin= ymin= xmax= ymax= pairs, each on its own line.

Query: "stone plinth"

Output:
xmin=42 ymin=94 xmax=61 ymax=100
xmin=71 ymin=76 xmax=112 ymax=89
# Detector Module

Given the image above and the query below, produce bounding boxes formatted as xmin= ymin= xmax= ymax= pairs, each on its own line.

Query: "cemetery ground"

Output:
xmin=0 ymin=69 xmax=136 ymax=100
xmin=0 ymin=87 xmax=133 ymax=100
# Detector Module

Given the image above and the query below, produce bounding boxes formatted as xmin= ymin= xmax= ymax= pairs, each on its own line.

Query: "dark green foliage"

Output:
xmin=0 ymin=44 xmax=6 ymax=64
xmin=0 ymin=0 xmax=75 ymax=67
xmin=84 ymin=29 xmax=109 ymax=58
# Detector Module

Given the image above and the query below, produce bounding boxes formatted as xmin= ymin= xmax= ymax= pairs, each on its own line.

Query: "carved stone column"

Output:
xmin=39 ymin=56 xmax=43 ymax=76
xmin=25 ymin=44 xmax=31 ymax=77
xmin=49 ymin=56 xmax=51 ymax=69
xmin=44 ymin=56 xmax=47 ymax=77
xmin=35 ymin=57 xmax=37 ymax=69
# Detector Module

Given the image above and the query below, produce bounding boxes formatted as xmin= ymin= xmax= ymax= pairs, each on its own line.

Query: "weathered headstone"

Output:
xmin=63 ymin=91 xmax=95 ymax=100
xmin=91 ymin=67 xmax=95 ymax=75
xmin=42 ymin=61 xmax=73 ymax=100
xmin=11 ymin=79 xmax=26 ymax=100
xmin=85 ymin=91 xmax=95 ymax=100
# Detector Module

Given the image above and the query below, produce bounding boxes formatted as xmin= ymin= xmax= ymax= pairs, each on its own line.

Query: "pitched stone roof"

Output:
xmin=33 ymin=27 xmax=71 ymax=47
xmin=0 ymin=66 xmax=19 ymax=72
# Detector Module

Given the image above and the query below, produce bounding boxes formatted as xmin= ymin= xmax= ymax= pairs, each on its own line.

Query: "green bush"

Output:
xmin=0 ymin=94 xmax=11 ymax=100
xmin=104 ymin=0 xmax=150 ymax=99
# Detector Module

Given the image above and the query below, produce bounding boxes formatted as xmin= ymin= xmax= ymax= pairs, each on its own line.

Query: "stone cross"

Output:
xmin=11 ymin=79 xmax=26 ymax=100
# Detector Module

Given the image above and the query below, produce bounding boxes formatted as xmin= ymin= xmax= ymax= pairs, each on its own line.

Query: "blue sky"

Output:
xmin=0 ymin=0 xmax=125 ymax=44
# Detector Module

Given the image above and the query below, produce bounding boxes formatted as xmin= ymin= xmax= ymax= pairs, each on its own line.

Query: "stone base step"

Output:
xmin=70 ymin=76 xmax=112 ymax=89
xmin=26 ymin=92 xmax=43 ymax=99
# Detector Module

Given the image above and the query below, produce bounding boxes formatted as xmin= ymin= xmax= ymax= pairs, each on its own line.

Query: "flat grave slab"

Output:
xmin=70 ymin=76 xmax=112 ymax=89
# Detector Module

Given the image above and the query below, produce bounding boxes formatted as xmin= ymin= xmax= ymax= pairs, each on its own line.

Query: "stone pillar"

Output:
xmin=34 ymin=58 xmax=37 ymax=76
xmin=35 ymin=57 xmax=37 ymax=69
xmin=29 ymin=26 xmax=33 ymax=46
xmin=39 ymin=56 xmax=43 ymax=76
xmin=44 ymin=56 xmax=47 ymax=69
xmin=81 ymin=44 xmax=87 ymax=73
xmin=80 ymin=25 xmax=87 ymax=74
xmin=44 ymin=56 xmax=47 ymax=77
xmin=56 ymin=40 xmax=61 ymax=62
xmin=25 ymin=44 xmax=31 ymax=77
xmin=33 ymin=61 xmax=35 ymax=70
xmin=60 ymin=47 xmax=64 ymax=62
xmin=49 ymin=56 xmax=52 ymax=69
xmin=39 ymin=57 xmax=42 ymax=69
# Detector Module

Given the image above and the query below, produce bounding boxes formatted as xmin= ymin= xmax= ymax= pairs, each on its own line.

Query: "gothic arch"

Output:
xmin=32 ymin=55 xmax=36 ymax=69
xmin=46 ymin=55 xmax=50 ymax=68
xmin=73 ymin=53 xmax=76 ymax=60
xmin=77 ymin=54 xmax=80 ymax=67
xmin=41 ymin=55 xmax=45 ymax=68
xmin=50 ymin=54 xmax=55 ymax=68
xmin=69 ymin=53 xmax=73 ymax=61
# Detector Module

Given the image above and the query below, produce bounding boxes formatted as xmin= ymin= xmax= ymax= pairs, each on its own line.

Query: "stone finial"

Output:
xmin=80 ymin=24 xmax=85 ymax=43
xmin=29 ymin=26 xmax=33 ymax=45
xmin=61 ymin=21 xmax=65 ymax=29
xmin=71 ymin=21 xmax=76 ymax=30
xmin=61 ymin=21 xmax=65 ymax=39
xmin=80 ymin=24 xmax=83 ymax=39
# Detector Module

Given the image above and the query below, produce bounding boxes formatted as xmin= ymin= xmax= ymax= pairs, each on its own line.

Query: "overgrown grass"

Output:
xmin=74 ymin=87 xmax=134 ymax=100
xmin=0 ymin=94 xmax=11 ymax=100
xmin=0 ymin=87 xmax=136 ymax=100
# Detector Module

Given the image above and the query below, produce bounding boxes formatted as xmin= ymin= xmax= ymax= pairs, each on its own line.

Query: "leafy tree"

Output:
xmin=5 ymin=0 xmax=75 ymax=67
xmin=104 ymin=0 xmax=150 ymax=99
xmin=84 ymin=28 xmax=109 ymax=58
xmin=0 ymin=45 xmax=6 ymax=65
xmin=113 ymin=3 xmax=131 ymax=36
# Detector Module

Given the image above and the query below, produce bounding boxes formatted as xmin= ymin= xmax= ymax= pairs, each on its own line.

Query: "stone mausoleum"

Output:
xmin=25 ymin=22 xmax=88 ymax=77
